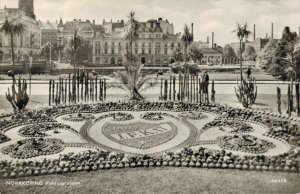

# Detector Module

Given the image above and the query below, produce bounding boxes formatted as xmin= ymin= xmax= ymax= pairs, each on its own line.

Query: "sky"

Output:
xmin=1 ymin=0 xmax=300 ymax=46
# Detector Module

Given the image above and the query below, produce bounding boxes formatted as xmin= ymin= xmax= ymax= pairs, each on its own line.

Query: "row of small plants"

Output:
xmin=217 ymin=135 xmax=276 ymax=154
xmin=0 ymin=147 xmax=299 ymax=179
xmin=62 ymin=113 xmax=95 ymax=122
xmin=1 ymin=138 xmax=65 ymax=159
xmin=18 ymin=123 xmax=76 ymax=137
xmin=203 ymin=119 xmax=254 ymax=133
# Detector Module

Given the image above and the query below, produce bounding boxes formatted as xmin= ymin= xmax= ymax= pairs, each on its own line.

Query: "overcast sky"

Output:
xmin=1 ymin=0 xmax=300 ymax=46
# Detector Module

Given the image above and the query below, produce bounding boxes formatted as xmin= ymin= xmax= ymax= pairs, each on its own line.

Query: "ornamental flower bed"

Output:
xmin=217 ymin=135 xmax=275 ymax=154
xmin=109 ymin=112 xmax=134 ymax=121
xmin=1 ymin=138 xmax=65 ymax=159
xmin=203 ymin=119 xmax=254 ymax=133
xmin=102 ymin=122 xmax=178 ymax=149
xmin=62 ymin=113 xmax=95 ymax=122
xmin=0 ymin=133 xmax=10 ymax=144
xmin=0 ymin=146 xmax=299 ymax=179
xmin=141 ymin=112 xmax=164 ymax=121
xmin=18 ymin=123 xmax=75 ymax=137
xmin=179 ymin=111 xmax=208 ymax=120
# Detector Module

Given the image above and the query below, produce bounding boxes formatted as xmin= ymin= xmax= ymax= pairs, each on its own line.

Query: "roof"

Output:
xmin=201 ymin=48 xmax=222 ymax=54
xmin=38 ymin=21 xmax=58 ymax=29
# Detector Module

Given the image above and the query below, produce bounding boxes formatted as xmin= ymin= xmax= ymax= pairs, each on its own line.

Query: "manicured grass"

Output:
xmin=0 ymin=168 xmax=299 ymax=194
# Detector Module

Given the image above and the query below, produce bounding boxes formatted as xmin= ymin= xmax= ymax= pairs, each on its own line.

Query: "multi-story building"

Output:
xmin=200 ymin=47 xmax=223 ymax=65
xmin=93 ymin=18 xmax=182 ymax=66
xmin=0 ymin=0 xmax=41 ymax=62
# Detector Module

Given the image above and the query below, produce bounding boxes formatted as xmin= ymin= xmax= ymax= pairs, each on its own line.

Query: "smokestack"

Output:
xmin=212 ymin=32 xmax=214 ymax=48
xmin=207 ymin=36 xmax=209 ymax=43
xmin=191 ymin=23 xmax=194 ymax=41
xmin=271 ymin=23 xmax=274 ymax=39
xmin=253 ymin=24 xmax=256 ymax=41
xmin=266 ymin=33 xmax=268 ymax=39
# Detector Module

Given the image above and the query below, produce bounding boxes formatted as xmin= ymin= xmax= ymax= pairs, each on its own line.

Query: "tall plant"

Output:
xmin=0 ymin=11 xmax=26 ymax=70
xmin=233 ymin=22 xmax=251 ymax=82
xmin=114 ymin=11 xmax=156 ymax=101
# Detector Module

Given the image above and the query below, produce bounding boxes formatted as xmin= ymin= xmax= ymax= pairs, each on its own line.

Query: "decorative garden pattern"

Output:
xmin=141 ymin=112 xmax=164 ymax=121
xmin=62 ymin=113 xmax=95 ymax=122
xmin=0 ymin=134 xmax=10 ymax=144
xmin=217 ymin=135 xmax=275 ymax=154
xmin=18 ymin=123 xmax=75 ymax=137
xmin=1 ymin=138 xmax=65 ymax=159
xmin=109 ymin=112 xmax=134 ymax=121
xmin=0 ymin=102 xmax=299 ymax=179
xmin=102 ymin=122 xmax=178 ymax=149
xmin=179 ymin=111 xmax=208 ymax=120
xmin=203 ymin=119 xmax=254 ymax=133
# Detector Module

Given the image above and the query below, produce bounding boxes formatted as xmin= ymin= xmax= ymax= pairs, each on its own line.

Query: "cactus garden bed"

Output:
xmin=0 ymin=101 xmax=298 ymax=180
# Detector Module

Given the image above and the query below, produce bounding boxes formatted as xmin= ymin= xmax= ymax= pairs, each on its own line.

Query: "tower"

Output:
xmin=18 ymin=0 xmax=35 ymax=19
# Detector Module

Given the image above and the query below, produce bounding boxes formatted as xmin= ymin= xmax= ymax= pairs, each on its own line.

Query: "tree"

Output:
xmin=64 ymin=38 xmax=92 ymax=65
xmin=243 ymin=45 xmax=256 ymax=60
xmin=170 ymin=48 xmax=184 ymax=62
xmin=0 ymin=11 xmax=26 ymax=71
xmin=223 ymin=44 xmax=237 ymax=58
xmin=189 ymin=46 xmax=203 ymax=63
xmin=258 ymin=26 xmax=300 ymax=81
xmin=64 ymin=21 xmax=90 ymax=71
xmin=114 ymin=11 xmax=156 ymax=101
xmin=233 ymin=22 xmax=251 ymax=81
xmin=181 ymin=24 xmax=193 ymax=62
xmin=124 ymin=11 xmax=139 ymax=64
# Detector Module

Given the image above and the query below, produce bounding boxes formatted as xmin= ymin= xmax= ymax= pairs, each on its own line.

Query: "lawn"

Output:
xmin=0 ymin=168 xmax=299 ymax=194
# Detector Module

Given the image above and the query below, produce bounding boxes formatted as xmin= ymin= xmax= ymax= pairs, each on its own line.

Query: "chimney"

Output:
xmin=191 ymin=23 xmax=194 ymax=41
xmin=207 ymin=36 xmax=209 ymax=43
xmin=271 ymin=23 xmax=273 ymax=39
xmin=93 ymin=20 xmax=95 ymax=25
xmin=79 ymin=19 xmax=81 ymax=22
xmin=212 ymin=32 xmax=214 ymax=48
xmin=121 ymin=19 xmax=124 ymax=24
xmin=214 ymin=43 xmax=217 ymax=48
xmin=253 ymin=24 xmax=256 ymax=41
xmin=266 ymin=33 xmax=268 ymax=39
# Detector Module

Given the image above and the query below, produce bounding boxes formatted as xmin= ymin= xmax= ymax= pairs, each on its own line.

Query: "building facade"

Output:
xmin=92 ymin=18 xmax=182 ymax=66
xmin=0 ymin=0 xmax=41 ymax=63
xmin=200 ymin=48 xmax=223 ymax=65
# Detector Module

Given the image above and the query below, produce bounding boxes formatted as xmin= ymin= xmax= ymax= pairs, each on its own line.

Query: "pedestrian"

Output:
xmin=202 ymin=71 xmax=210 ymax=103
xmin=246 ymin=66 xmax=252 ymax=79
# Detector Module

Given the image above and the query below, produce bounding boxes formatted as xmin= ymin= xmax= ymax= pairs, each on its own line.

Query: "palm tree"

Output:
xmin=181 ymin=24 xmax=193 ymax=63
xmin=0 ymin=11 xmax=26 ymax=71
xmin=113 ymin=11 xmax=156 ymax=101
xmin=64 ymin=21 xmax=90 ymax=71
xmin=233 ymin=22 xmax=251 ymax=81
xmin=124 ymin=11 xmax=139 ymax=64
xmin=114 ymin=55 xmax=156 ymax=101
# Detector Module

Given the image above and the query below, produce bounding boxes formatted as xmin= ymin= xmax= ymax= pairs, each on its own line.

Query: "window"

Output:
xmin=156 ymin=34 xmax=161 ymax=39
xmin=112 ymin=42 xmax=114 ymax=46
xmin=104 ymin=49 xmax=107 ymax=54
xmin=135 ymin=49 xmax=138 ymax=54
xmin=142 ymin=49 xmax=145 ymax=54
xmin=111 ymin=48 xmax=114 ymax=54
xmin=164 ymin=49 xmax=168 ymax=55
xmin=148 ymin=49 xmax=152 ymax=54
xmin=142 ymin=42 xmax=145 ymax=47
xmin=104 ymin=57 xmax=108 ymax=64
xmin=96 ymin=57 xmax=100 ymax=64
xmin=156 ymin=58 xmax=160 ymax=64
xmin=155 ymin=42 xmax=161 ymax=48
xmin=105 ymin=42 xmax=108 ymax=46
xmin=164 ymin=58 xmax=168 ymax=63
xmin=164 ymin=43 xmax=168 ymax=48
xmin=148 ymin=59 xmax=152 ymax=64
xmin=155 ymin=49 xmax=160 ymax=55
